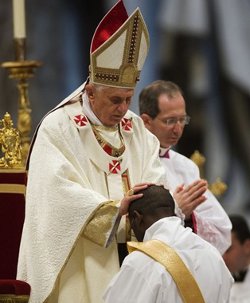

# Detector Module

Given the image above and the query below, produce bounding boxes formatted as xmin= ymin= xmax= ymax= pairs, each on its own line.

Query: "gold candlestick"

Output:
xmin=1 ymin=38 xmax=42 ymax=165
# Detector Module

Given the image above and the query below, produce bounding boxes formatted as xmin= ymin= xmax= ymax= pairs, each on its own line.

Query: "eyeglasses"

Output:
xmin=159 ymin=115 xmax=191 ymax=127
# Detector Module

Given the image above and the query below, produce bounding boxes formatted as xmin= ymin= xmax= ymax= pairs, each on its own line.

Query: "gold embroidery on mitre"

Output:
xmin=120 ymin=64 xmax=138 ymax=85
xmin=90 ymin=8 xmax=149 ymax=88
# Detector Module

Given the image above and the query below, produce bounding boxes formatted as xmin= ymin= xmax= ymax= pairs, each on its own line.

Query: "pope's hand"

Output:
xmin=119 ymin=183 xmax=154 ymax=216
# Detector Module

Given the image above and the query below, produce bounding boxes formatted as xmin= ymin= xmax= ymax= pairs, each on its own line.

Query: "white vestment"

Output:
xmin=103 ymin=217 xmax=233 ymax=303
xmin=17 ymin=83 xmax=165 ymax=303
xmin=229 ymin=266 xmax=250 ymax=303
xmin=161 ymin=149 xmax=232 ymax=254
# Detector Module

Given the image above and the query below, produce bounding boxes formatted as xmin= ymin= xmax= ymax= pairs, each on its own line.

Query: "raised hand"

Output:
xmin=173 ymin=179 xmax=208 ymax=219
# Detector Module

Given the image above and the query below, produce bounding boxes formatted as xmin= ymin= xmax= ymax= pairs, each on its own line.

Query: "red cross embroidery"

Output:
xmin=121 ymin=118 xmax=132 ymax=131
xmin=109 ymin=160 xmax=121 ymax=174
xmin=74 ymin=114 xmax=88 ymax=127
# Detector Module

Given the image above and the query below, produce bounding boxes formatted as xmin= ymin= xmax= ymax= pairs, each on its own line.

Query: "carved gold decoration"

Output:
xmin=1 ymin=38 xmax=42 ymax=165
xmin=209 ymin=178 xmax=228 ymax=197
xmin=190 ymin=150 xmax=227 ymax=197
xmin=0 ymin=112 xmax=22 ymax=168
xmin=190 ymin=150 xmax=206 ymax=178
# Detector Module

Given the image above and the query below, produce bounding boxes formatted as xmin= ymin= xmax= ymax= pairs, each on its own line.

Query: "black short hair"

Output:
xmin=139 ymin=80 xmax=183 ymax=118
xmin=230 ymin=214 xmax=250 ymax=244
xmin=128 ymin=185 xmax=175 ymax=217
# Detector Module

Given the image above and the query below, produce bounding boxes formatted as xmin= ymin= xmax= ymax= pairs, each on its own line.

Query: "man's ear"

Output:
xmin=85 ymin=83 xmax=95 ymax=101
xmin=244 ymin=239 xmax=250 ymax=254
xmin=130 ymin=210 xmax=143 ymax=228
xmin=140 ymin=113 xmax=153 ymax=129
xmin=134 ymin=210 xmax=143 ymax=224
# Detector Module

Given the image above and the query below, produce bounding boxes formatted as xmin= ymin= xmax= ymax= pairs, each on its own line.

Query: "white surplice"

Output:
xmin=17 ymin=83 xmax=165 ymax=303
xmin=161 ymin=148 xmax=232 ymax=254
xmin=103 ymin=217 xmax=233 ymax=303
xmin=229 ymin=266 xmax=250 ymax=303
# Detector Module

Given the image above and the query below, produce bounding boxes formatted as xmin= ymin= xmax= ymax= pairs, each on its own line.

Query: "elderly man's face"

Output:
xmin=86 ymin=84 xmax=134 ymax=127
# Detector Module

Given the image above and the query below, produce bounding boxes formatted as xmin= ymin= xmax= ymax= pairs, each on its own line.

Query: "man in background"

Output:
xmin=223 ymin=214 xmax=250 ymax=303
xmin=104 ymin=185 xmax=233 ymax=303
xmin=139 ymin=80 xmax=232 ymax=254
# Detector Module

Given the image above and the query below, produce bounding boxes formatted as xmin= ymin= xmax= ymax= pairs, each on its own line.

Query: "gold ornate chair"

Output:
xmin=190 ymin=150 xmax=227 ymax=197
xmin=0 ymin=113 xmax=30 ymax=303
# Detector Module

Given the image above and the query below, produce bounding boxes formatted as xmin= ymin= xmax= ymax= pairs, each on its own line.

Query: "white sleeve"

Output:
xmin=186 ymin=160 xmax=232 ymax=254
xmin=194 ymin=189 xmax=232 ymax=254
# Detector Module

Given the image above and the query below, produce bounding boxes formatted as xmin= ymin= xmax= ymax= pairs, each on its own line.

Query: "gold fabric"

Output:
xmin=127 ymin=239 xmax=205 ymax=303
xmin=0 ymin=295 xmax=29 ymax=303
xmin=121 ymin=169 xmax=131 ymax=194
xmin=122 ymin=169 xmax=132 ymax=242
xmin=83 ymin=201 xmax=118 ymax=246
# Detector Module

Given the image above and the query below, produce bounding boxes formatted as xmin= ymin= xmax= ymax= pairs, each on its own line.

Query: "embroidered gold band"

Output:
xmin=127 ymin=239 xmax=205 ymax=303
xmin=91 ymin=124 xmax=125 ymax=157
xmin=0 ymin=184 xmax=26 ymax=194
xmin=0 ymin=294 xmax=29 ymax=303
xmin=122 ymin=170 xmax=132 ymax=242
xmin=83 ymin=201 xmax=118 ymax=247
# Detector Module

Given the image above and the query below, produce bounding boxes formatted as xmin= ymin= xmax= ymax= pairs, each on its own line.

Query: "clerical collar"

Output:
xmin=233 ymin=269 xmax=248 ymax=283
xmin=81 ymin=91 xmax=119 ymax=131
xmin=159 ymin=147 xmax=171 ymax=158
xmin=81 ymin=92 xmax=101 ymax=125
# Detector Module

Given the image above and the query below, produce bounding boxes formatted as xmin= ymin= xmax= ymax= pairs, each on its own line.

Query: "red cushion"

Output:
xmin=0 ymin=194 xmax=25 ymax=279
xmin=0 ymin=171 xmax=27 ymax=185
xmin=0 ymin=279 xmax=30 ymax=295
xmin=0 ymin=170 xmax=27 ymax=279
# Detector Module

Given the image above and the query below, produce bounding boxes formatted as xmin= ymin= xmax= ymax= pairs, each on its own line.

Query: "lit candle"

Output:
xmin=12 ymin=0 xmax=26 ymax=38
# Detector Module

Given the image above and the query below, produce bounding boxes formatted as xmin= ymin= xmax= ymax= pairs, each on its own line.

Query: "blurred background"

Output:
xmin=0 ymin=0 xmax=249 ymax=219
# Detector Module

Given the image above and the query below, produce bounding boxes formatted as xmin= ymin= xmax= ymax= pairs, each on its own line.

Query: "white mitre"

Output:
xmin=89 ymin=0 xmax=150 ymax=89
